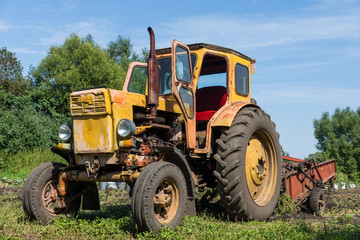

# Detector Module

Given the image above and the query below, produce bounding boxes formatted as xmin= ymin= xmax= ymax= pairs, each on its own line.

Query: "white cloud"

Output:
xmin=30 ymin=19 xmax=114 ymax=47
xmin=0 ymin=19 xmax=12 ymax=31
xmin=9 ymin=48 xmax=37 ymax=55
xmin=158 ymin=8 xmax=360 ymax=51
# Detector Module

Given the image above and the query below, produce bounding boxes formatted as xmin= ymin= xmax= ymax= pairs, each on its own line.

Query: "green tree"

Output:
xmin=107 ymin=35 xmax=149 ymax=67
xmin=0 ymin=49 xmax=58 ymax=155
xmin=29 ymin=34 xmax=126 ymax=120
xmin=0 ymin=90 xmax=58 ymax=154
xmin=0 ymin=47 xmax=29 ymax=95
xmin=307 ymin=151 xmax=330 ymax=163
xmin=312 ymin=107 xmax=360 ymax=180
xmin=108 ymin=35 xmax=133 ymax=67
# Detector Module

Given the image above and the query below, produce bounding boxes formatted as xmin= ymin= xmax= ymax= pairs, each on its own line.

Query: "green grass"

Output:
xmin=0 ymin=150 xmax=359 ymax=239
xmin=0 ymin=184 xmax=359 ymax=240
xmin=0 ymin=149 xmax=66 ymax=180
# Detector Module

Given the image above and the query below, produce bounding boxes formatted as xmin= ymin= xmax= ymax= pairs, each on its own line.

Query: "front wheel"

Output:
xmin=214 ymin=107 xmax=282 ymax=220
xmin=131 ymin=162 xmax=187 ymax=232
xmin=22 ymin=162 xmax=81 ymax=224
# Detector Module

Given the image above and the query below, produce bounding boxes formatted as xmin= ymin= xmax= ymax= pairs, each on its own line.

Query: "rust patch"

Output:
xmin=110 ymin=90 xmax=127 ymax=104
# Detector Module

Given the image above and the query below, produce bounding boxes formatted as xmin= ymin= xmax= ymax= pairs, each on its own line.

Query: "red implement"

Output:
xmin=282 ymin=156 xmax=336 ymax=206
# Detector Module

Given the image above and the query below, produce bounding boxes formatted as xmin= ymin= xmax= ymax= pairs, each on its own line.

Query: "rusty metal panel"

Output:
xmin=71 ymin=88 xmax=114 ymax=154
xmin=284 ymin=165 xmax=310 ymax=204
xmin=73 ymin=114 xmax=114 ymax=153
xmin=282 ymin=156 xmax=304 ymax=163
xmin=109 ymin=90 xmax=135 ymax=151
xmin=212 ymin=101 xmax=258 ymax=127
xmin=314 ymin=159 xmax=337 ymax=184
xmin=70 ymin=88 xmax=111 ymax=116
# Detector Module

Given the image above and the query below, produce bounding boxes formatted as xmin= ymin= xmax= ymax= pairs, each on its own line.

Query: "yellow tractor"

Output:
xmin=22 ymin=28 xmax=282 ymax=232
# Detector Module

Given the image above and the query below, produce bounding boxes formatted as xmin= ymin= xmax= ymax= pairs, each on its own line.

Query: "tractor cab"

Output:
xmin=123 ymin=42 xmax=256 ymax=155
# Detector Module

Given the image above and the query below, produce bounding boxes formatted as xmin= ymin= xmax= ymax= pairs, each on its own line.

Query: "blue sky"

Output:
xmin=1 ymin=0 xmax=360 ymax=158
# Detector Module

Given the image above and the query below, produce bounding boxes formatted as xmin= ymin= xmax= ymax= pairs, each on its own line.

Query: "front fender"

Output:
xmin=51 ymin=147 xmax=71 ymax=164
xmin=211 ymin=101 xmax=259 ymax=127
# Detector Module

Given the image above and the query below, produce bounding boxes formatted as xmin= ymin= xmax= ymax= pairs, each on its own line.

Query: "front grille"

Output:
xmin=70 ymin=91 xmax=109 ymax=116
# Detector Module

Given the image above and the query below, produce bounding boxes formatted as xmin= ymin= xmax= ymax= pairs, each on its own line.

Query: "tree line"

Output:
xmin=0 ymin=33 xmax=359 ymax=181
xmin=0 ymin=34 xmax=146 ymax=154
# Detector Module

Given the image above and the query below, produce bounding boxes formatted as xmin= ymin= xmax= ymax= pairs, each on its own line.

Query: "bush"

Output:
xmin=274 ymin=194 xmax=296 ymax=216
xmin=0 ymin=89 xmax=59 ymax=154
xmin=0 ymin=149 xmax=66 ymax=179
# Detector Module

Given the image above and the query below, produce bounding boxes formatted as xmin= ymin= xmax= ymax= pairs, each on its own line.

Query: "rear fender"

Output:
xmin=211 ymin=101 xmax=259 ymax=127
xmin=194 ymin=101 xmax=259 ymax=156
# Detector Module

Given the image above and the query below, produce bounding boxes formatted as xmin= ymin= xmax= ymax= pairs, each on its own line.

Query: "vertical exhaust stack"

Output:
xmin=147 ymin=27 xmax=159 ymax=121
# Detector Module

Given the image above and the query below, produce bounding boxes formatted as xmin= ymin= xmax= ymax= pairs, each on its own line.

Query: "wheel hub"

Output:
xmin=248 ymin=139 xmax=267 ymax=186
xmin=42 ymin=180 xmax=60 ymax=215
xmin=153 ymin=179 xmax=179 ymax=224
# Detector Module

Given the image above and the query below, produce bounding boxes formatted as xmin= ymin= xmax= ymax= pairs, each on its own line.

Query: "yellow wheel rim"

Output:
xmin=153 ymin=178 xmax=179 ymax=224
xmin=245 ymin=129 xmax=277 ymax=206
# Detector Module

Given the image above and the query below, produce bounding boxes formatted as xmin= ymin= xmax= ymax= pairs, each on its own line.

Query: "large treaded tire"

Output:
xmin=214 ymin=107 xmax=282 ymax=221
xmin=309 ymin=187 xmax=325 ymax=216
xmin=132 ymin=162 xmax=187 ymax=232
xmin=22 ymin=162 xmax=81 ymax=224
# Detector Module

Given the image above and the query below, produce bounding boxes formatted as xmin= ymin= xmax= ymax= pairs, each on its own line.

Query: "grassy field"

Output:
xmin=0 ymin=150 xmax=359 ymax=239
xmin=0 ymin=181 xmax=359 ymax=240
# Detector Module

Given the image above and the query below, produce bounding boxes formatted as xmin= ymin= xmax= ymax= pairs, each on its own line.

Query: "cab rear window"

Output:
xmin=235 ymin=63 xmax=249 ymax=96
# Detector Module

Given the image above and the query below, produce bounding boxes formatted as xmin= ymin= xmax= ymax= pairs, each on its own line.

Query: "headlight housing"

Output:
xmin=117 ymin=119 xmax=136 ymax=138
xmin=58 ymin=124 xmax=72 ymax=141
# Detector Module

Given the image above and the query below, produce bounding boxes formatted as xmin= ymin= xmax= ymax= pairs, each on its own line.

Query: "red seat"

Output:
xmin=196 ymin=86 xmax=227 ymax=121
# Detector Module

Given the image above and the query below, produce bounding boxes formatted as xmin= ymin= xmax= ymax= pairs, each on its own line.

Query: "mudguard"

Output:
xmin=81 ymin=182 xmax=100 ymax=210
xmin=211 ymin=101 xmax=259 ymax=127
xmin=158 ymin=147 xmax=196 ymax=216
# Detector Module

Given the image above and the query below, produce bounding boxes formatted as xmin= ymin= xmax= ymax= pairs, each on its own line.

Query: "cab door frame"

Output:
xmin=171 ymin=40 xmax=196 ymax=149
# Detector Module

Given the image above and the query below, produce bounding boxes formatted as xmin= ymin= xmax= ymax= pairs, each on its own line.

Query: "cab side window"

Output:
xmin=235 ymin=63 xmax=249 ymax=96
xmin=128 ymin=66 xmax=147 ymax=94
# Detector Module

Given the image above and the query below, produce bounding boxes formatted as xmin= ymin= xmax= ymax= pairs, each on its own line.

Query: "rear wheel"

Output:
xmin=132 ymin=162 xmax=187 ymax=232
xmin=309 ymin=187 xmax=325 ymax=216
xmin=22 ymin=162 xmax=81 ymax=224
xmin=214 ymin=107 xmax=282 ymax=220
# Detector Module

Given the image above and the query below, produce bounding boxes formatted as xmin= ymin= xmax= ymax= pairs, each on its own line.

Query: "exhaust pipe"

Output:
xmin=147 ymin=27 xmax=159 ymax=121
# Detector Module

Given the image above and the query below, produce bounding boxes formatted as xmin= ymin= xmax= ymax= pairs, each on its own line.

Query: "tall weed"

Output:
xmin=0 ymin=148 xmax=66 ymax=179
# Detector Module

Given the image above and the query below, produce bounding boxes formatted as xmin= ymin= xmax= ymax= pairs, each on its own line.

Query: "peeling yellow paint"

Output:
xmin=212 ymin=101 xmax=256 ymax=127
xmin=73 ymin=115 xmax=113 ymax=153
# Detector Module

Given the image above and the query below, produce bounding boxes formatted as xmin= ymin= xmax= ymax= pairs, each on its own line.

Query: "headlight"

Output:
xmin=117 ymin=119 xmax=136 ymax=137
xmin=59 ymin=124 xmax=72 ymax=141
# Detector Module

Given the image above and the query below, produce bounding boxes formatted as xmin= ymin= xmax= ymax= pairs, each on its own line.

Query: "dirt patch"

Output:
xmin=0 ymin=186 xmax=21 ymax=196
xmin=326 ymin=187 xmax=360 ymax=210
xmin=269 ymin=187 xmax=360 ymax=225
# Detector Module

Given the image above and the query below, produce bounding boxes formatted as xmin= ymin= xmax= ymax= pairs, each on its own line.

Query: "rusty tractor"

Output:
xmin=22 ymin=27 xmax=283 ymax=232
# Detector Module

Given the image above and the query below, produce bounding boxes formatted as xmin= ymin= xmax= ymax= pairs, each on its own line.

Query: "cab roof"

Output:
xmin=155 ymin=43 xmax=252 ymax=61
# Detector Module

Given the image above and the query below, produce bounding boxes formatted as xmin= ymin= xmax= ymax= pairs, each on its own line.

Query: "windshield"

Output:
xmin=158 ymin=54 xmax=196 ymax=95
xmin=127 ymin=54 xmax=196 ymax=95
xmin=158 ymin=57 xmax=172 ymax=95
